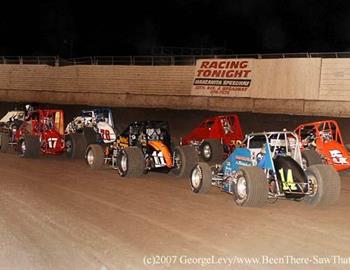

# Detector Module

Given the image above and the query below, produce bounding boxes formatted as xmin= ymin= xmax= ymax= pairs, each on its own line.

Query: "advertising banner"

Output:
xmin=191 ymin=59 xmax=253 ymax=96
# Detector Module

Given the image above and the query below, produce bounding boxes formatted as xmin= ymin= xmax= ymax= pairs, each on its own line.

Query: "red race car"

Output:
xmin=295 ymin=120 xmax=350 ymax=171
xmin=0 ymin=108 xmax=66 ymax=157
xmin=181 ymin=114 xmax=244 ymax=163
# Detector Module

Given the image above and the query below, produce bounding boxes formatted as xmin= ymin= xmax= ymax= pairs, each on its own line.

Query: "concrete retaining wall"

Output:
xmin=0 ymin=59 xmax=350 ymax=117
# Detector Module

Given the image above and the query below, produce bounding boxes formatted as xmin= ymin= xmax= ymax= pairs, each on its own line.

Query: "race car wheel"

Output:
xmin=199 ymin=139 xmax=224 ymax=164
xmin=304 ymin=165 xmax=340 ymax=207
xmin=233 ymin=166 xmax=268 ymax=207
xmin=20 ymin=135 xmax=40 ymax=158
xmin=117 ymin=147 xmax=145 ymax=177
xmin=171 ymin=145 xmax=198 ymax=178
xmin=190 ymin=162 xmax=212 ymax=193
xmin=65 ymin=133 xmax=86 ymax=159
xmin=85 ymin=144 xmax=105 ymax=170
xmin=301 ymin=149 xmax=323 ymax=169
xmin=0 ymin=132 xmax=9 ymax=153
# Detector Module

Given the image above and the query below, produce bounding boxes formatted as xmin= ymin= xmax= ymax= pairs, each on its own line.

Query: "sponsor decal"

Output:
xmin=192 ymin=59 xmax=252 ymax=96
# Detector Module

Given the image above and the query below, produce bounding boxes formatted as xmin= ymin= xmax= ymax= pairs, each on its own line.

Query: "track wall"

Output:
xmin=0 ymin=58 xmax=349 ymax=116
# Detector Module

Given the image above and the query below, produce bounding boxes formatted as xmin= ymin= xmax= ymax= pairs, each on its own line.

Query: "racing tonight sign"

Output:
xmin=191 ymin=59 xmax=252 ymax=96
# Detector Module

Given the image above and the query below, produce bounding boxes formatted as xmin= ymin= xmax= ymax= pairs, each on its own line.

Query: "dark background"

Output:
xmin=1 ymin=0 xmax=349 ymax=57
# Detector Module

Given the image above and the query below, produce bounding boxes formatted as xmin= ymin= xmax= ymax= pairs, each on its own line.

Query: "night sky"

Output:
xmin=1 ymin=0 xmax=350 ymax=57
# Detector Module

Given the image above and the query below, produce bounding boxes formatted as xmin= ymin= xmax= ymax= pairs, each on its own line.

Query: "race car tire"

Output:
xmin=190 ymin=162 xmax=212 ymax=193
xmin=199 ymin=139 xmax=224 ymax=164
xmin=83 ymin=127 xmax=99 ymax=145
xmin=117 ymin=147 xmax=145 ymax=177
xmin=85 ymin=144 xmax=105 ymax=170
xmin=301 ymin=149 xmax=323 ymax=168
xmin=233 ymin=166 xmax=268 ymax=207
xmin=304 ymin=165 xmax=341 ymax=207
xmin=20 ymin=135 xmax=40 ymax=158
xmin=0 ymin=132 xmax=9 ymax=153
xmin=65 ymin=133 xmax=86 ymax=159
xmin=171 ymin=145 xmax=198 ymax=178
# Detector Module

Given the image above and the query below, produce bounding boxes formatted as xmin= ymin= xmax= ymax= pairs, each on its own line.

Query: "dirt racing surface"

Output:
xmin=1 ymin=103 xmax=350 ymax=270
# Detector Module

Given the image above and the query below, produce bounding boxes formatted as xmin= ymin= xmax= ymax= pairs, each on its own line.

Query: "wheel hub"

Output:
xmin=66 ymin=139 xmax=72 ymax=153
xmin=236 ymin=176 xmax=247 ymax=199
xmin=120 ymin=154 xmax=128 ymax=172
xmin=203 ymin=144 xmax=211 ymax=159
xmin=307 ymin=173 xmax=318 ymax=197
xmin=174 ymin=151 xmax=181 ymax=169
xmin=21 ymin=140 xmax=26 ymax=155
xmin=191 ymin=166 xmax=202 ymax=189
xmin=86 ymin=149 xmax=94 ymax=165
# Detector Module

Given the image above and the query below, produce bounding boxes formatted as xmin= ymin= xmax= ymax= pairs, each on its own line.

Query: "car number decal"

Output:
xmin=329 ymin=150 xmax=348 ymax=164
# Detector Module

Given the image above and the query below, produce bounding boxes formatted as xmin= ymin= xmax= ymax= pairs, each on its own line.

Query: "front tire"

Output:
xmin=20 ymin=135 xmax=40 ymax=158
xmin=65 ymin=133 xmax=86 ymax=159
xmin=85 ymin=144 xmax=105 ymax=169
xmin=304 ymin=165 xmax=341 ymax=207
xmin=233 ymin=166 xmax=268 ymax=207
xmin=172 ymin=145 xmax=198 ymax=178
xmin=199 ymin=139 xmax=224 ymax=164
xmin=190 ymin=162 xmax=212 ymax=193
xmin=0 ymin=132 xmax=9 ymax=153
xmin=117 ymin=147 xmax=145 ymax=177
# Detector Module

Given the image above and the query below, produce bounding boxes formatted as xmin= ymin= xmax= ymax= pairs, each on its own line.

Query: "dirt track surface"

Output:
xmin=0 ymin=152 xmax=350 ymax=270
xmin=1 ymin=103 xmax=350 ymax=270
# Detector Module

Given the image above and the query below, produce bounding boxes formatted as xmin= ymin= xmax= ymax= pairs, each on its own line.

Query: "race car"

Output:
xmin=0 ymin=108 xmax=67 ymax=157
xmin=190 ymin=130 xmax=340 ymax=207
xmin=0 ymin=110 xmax=25 ymax=128
xmin=65 ymin=108 xmax=117 ymax=158
xmin=85 ymin=120 xmax=198 ymax=178
xmin=0 ymin=109 xmax=25 ymax=153
xmin=295 ymin=120 xmax=350 ymax=171
xmin=181 ymin=114 xmax=244 ymax=163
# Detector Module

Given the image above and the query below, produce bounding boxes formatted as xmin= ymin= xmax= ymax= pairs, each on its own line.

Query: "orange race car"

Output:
xmin=295 ymin=120 xmax=350 ymax=171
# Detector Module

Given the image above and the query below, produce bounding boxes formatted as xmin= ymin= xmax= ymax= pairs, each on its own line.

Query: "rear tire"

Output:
xmin=304 ymin=165 xmax=341 ymax=207
xmin=199 ymin=139 xmax=224 ymax=164
xmin=301 ymin=149 xmax=323 ymax=168
xmin=0 ymin=132 xmax=9 ymax=153
xmin=233 ymin=166 xmax=268 ymax=207
xmin=83 ymin=127 xmax=99 ymax=145
xmin=171 ymin=145 xmax=198 ymax=178
xmin=65 ymin=133 xmax=86 ymax=159
xmin=190 ymin=162 xmax=212 ymax=193
xmin=20 ymin=135 xmax=40 ymax=158
xmin=85 ymin=144 xmax=105 ymax=169
xmin=117 ymin=147 xmax=145 ymax=177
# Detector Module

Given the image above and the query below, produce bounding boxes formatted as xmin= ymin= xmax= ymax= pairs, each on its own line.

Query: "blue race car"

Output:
xmin=190 ymin=130 xmax=340 ymax=207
